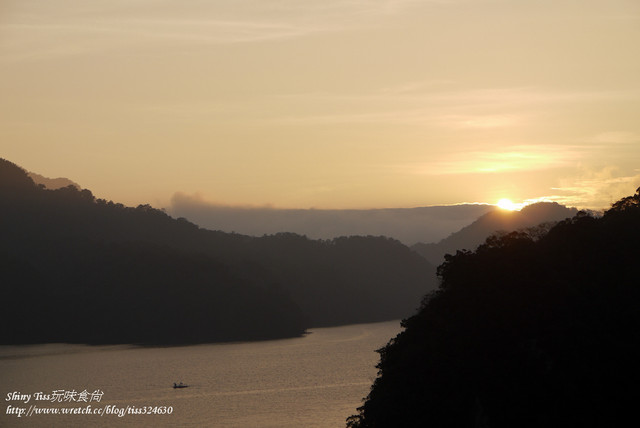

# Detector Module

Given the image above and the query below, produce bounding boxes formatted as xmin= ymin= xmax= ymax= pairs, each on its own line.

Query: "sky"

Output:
xmin=1 ymin=0 xmax=639 ymax=211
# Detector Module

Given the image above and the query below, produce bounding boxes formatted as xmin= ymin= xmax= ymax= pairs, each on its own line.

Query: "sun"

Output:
xmin=497 ymin=198 xmax=519 ymax=211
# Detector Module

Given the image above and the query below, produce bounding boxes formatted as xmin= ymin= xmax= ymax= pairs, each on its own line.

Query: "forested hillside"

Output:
xmin=348 ymin=189 xmax=640 ymax=427
xmin=0 ymin=159 xmax=306 ymax=344
xmin=0 ymin=158 xmax=434 ymax=344
xmin=412 ymin=202 xmax=578 ymax=265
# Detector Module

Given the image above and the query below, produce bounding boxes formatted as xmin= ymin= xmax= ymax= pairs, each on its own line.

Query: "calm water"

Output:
xmin=0 ymin=321 xmax=401 ymax=427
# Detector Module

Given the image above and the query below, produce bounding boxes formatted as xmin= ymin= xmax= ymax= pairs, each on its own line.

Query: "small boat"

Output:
xmin=173 ymin=382 xmax=189 ymax=389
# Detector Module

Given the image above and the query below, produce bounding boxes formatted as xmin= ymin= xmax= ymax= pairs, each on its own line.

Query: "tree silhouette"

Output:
xmin=348 ymin=188 xmax=640 ymax=428
xmin=1 ymin=158 xmax=435 ymax=344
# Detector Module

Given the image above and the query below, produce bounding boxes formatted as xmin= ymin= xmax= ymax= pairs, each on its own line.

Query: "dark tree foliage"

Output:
xmin=411 ymin=202 xmax=578 ymax=266
xmin=0 ymin=158 xmax=434 ymax=344
xmin=348 ymin=188 xmax=640 ymax=428
xmin=0 ymin=160 xmax=307 ymax=344
xmin=246 ymin=233 xmax=435 ymax=326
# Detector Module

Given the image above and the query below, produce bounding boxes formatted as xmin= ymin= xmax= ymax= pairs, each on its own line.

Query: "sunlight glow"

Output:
xmin=497 ymin=198 xmax=520 ymax=211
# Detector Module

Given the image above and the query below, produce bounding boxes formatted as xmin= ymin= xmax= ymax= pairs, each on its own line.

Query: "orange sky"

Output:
xmin=1 ymin=0 xmax=639 ymax=210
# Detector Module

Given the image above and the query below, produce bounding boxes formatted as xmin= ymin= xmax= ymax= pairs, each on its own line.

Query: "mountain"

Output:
xmin=347 ymin=189 xmax=640 ymax=427
xmin=168 ymin=191 xmax=495 ymax=245
xmin=243 ymin=233 xmax=436 ymax=326
xmin=1 ymin=159 xmax=306 ymax=345
xmin=27 ymin=171 xmax=80 ymax=190
xmin=411 ymin=202 xmax=579 ymax=266
xmin=0 ymin=158 xmax=435 ymax=344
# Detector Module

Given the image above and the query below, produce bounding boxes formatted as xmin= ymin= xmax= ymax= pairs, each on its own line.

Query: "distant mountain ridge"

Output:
xmin=27 ymin=171 xmax=80 ymax=190
xmin=411 ymin=202 xmax=579 ymax=266
xmin=169 ymin=192 xmax=495 ymax=245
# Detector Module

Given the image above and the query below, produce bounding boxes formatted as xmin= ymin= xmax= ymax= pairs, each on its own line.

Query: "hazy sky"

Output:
xmin=2 ymin=0 xmax=639 ymax=210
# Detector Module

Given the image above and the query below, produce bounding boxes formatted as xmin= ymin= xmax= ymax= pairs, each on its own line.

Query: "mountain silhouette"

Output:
xmin=169 ymin=192 xmax=495 ymax=246
xmin=1 ymin=159 xmax=306 ymax=344
xmin=348 ymin=188 xmax=640 ymax=428
xmin=0 ymin=158 xmax=435 ymax=345
xmin=27 ymin=171 xmax=80 ymax=190
xmin=411 ymin=202 xmax=578 ymax=265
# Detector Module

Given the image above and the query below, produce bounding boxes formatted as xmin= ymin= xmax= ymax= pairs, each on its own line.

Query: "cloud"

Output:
xmin=531 ymin=168 xmax=640 ymax=209
xmin=268 ymin=86 xmax=634 ymax=127
xmin=0 ymin=20 xmax=313 ymax=63
xmin=380 ymin=80 xmax=457 ymax=94
xmin=412 ymin=145 xmax=581 ymax=175
xmin=441 ymin=114 xmax=520 ymax=129
xmin=0 ymin=0 xmax=431 ymax=62
xmin=589 ymin=131 xmax=640 ymax=145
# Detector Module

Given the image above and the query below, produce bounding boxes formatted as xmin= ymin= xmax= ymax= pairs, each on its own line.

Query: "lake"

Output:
xmin=0 ymin=320 xmax=402 ymax=427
